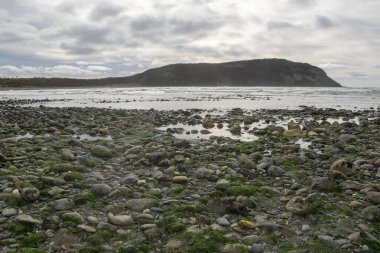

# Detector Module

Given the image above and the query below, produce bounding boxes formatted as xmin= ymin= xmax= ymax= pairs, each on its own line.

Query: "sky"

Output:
xmin=0 ymin=0 xmax=379 ymax=87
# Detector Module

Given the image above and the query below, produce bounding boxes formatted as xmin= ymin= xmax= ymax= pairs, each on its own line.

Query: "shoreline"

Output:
xmin=0 ymin=103 xmax=379 ymax=252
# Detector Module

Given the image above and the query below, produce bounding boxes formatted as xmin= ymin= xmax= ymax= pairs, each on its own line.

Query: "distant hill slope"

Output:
xmin=0 ymin=59 xmax=341 ymax=88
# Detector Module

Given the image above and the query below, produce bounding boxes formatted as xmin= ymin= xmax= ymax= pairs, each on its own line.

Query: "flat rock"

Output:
xmin=52 ymin=198 xmax=75 ymax=211
xmin=90 ymin=145 xmax=113 ymax=159
xmin=367 ymin=191 xmax=380 ymax=204
xmin=90 ymin=184 xmax=112 ymax=197
xmin=108 ymin=214 xmax=134 ymax=225
xmin=125 ymin=198 xmax=159 ymax=212
xmin=15 ymin=214 xmax=41 ymax=225
xmin=267 ymin=166 xmax=285 ymax=177
xmin=172 ymin=176 xmax=189 ymax=184
xmin=2 ymin=208 xmax=18 ymax=217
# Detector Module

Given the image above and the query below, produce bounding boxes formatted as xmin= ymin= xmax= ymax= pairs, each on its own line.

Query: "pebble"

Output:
xmin=2 ymin=208 xmax=18 ymax=217
xmin=52 ymin=198 xmax=75 ymax=211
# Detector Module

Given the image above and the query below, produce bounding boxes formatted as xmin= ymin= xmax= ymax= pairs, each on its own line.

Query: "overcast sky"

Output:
xmin=0 ymin=0 xmax=379 ymax=86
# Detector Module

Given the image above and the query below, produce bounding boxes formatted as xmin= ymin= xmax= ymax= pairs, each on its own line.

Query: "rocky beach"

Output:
xmin=0 ymin=102 xmax=379 ymax=253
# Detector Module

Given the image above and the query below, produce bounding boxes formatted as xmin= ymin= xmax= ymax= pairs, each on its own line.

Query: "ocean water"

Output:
xmin=1 ymin=86 xmax=379 ymax=110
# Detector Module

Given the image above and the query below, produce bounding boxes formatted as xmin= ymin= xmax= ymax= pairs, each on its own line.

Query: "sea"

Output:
xmin=1 ymin=86 xmax=379 ymax=111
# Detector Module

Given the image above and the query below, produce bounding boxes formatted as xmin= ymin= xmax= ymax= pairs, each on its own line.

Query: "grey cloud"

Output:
xmin=288 ymin=0 xmax=316 ymax=7
xmin=89 ymin=3 xmax=124 ymax=21
xmin=267 ymin=21 xmax=296 ymax=30
xmin=316 ymin=15 xmax=335 ymax=29
xmin=62 ymin=25 xmax=110 ymax=44
xmin=349 ymin=72 xmax=368 ymax=77
xmin=169 ymin=18 xmax=222 ymax=34
xmin=61 ymin=43 xmax=97 ymax=55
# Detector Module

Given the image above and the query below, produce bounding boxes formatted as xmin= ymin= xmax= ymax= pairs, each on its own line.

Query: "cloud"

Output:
xmin=349 ymin=72 xmax=368 ymax=78
xmin=288 ymin=0 xmax=316 ymax=8
xmin=316 ymin=15 xmax=335 ymax=29
xmin=0 ymin=0 xmax=379 ymax=86
xmin=0 ymin=64 xmax=112 ymax=78
xmin=88 ymin=3 xmax=124 ymax=21
xmin=267 ymin=21 xmax=296 ymax=30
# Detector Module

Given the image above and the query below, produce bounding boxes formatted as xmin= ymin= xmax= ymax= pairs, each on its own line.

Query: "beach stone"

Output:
xmin=283 ymin=129 xmax=301 ymax=137
xmin=301 ymin=224 xmax=311 ymax=232
xmin=202 ymin=120 xmax=215 ymax=129
xmin=216 ymin=217 xmax=230 ymax=227
xmin=126 ymin=198 xmax=158 ymax=212
xmin=229 ymin=125 xmax=241 ymax=135
xmin=367 ymin=192 xmax=380 ymax=204
xmin=223 ymin=243 xmax=249 ymax=253
xmin=242 ymin=235 xmax=260 ymax=245
xmin=15 ymin=214 xmax=41 ymax=225
xmin=20 ymin=187 xmax=40 ymax=201
xmin=251 ymin=243 xmax=264 ymax=253
xmin=172 ymin=176 xmax=189 ymax=184
xmin=62 ymin=148 xmax=75 ymax=161
xmin=286 ymin=197 xmax=312 ymax=215
xmin=216 ymin=179 xmax=231 ymax=190
xmin=267 ymin=166 xmax=285 ymax=177
xmin=40 ymin=176 xmax=65 ymax=186
xmin=52 ymin=198 xmax=75 ymax=210
xmin=90 ymin=145 xmax=113 ymax=159
xmin=239 ymin=220 xmax=256 ymax=229
xmin=77 ymin=224 xmax=96 ymax=233
xmin=91 ymin=184 xmax=112 ymax=197
xmin=108 ymin=214 xmax=134 ymax=225
xmin=2 ymin=208 xmax=18 ymax=217
xmin=288 ymin=121 xmax=301 ymax=130
xmin=61 ymin=212 xmax=84 ymax=223
xmin=330 ymin=159 xmax=354 ymax=174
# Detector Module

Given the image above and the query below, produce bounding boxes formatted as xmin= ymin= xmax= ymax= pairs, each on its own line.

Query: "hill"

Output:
xmin=0 ymin=59 xmax=341 ymax=88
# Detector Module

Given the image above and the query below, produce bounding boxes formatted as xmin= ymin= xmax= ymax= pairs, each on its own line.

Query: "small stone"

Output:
xmin=52 ymin=198 xmax=75 ymax=211
xmin=223 ymin=243 xmax=249 ymax=253
xmin=283 ymin=129 xmax=301 ymax=137
xmin=301 ymin=224 xmax=311 ymax=232
xmin=20 ymin=187 xmax=40 ymax=201
xmin=61 ymin=212 xmax=84 ymax=223
xmin=2 ymin=208 xmax=18 ymax=217
xmin=77 ymin=224 xmax=96 ymax=233
xmin=15 ymin=214 xmax=41 ymax=225
xmin=172 ymin=176 xmax=189 ymax=184
xmin=216 ymin=217 xmax=230 ymax=227
xmin=267 ymin=166 xmax=285 ymax=177
xmin=367 ymin=191 xmax=380 ymax=204
xmin=238 ymin=220 xmax=256 ymax=229
xmin=90 ymin=145 xmax=113 ymax=159
xmin=125 ymin=198 xmax=159 ymax=212
xmin=251 ymin=243 xmax=264 ymax=253
xmin=62 ymin=148 xmax=75 ymax=161
xmin=87 ymin=216 xmax=99 ymax=225
xmin=108 ymin=214 xmax=134 ymax=225
xmin=90 ymin=184 xmax=112 ymax=197
xmin=348 ymin=232 xmax=361 ymax=242
xmin=216 ymin=179 xmax=231 ymax=190
xmin=242 ymin=235 xmax=260 ymax=245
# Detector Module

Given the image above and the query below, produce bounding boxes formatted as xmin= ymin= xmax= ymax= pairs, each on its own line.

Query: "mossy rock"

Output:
xmin=90 ymin=145 xmax=113 ymax=159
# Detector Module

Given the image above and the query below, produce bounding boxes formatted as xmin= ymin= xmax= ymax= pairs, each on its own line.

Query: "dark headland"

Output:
xmin=0 ymin=59 xmax=341 ymax=89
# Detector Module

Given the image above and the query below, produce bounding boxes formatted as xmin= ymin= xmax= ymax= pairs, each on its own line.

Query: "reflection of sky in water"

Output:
xmin=1 ymin=86 xmax=379 ymax=110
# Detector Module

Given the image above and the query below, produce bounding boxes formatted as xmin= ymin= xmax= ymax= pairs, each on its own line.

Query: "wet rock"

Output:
xmin=367 ymin=191 xmax=380 ymax=204
xmin=172 ymin=176 xmax=189 ymax=184
xmin=90 ymin=145 xmax=113 ymax=159
xmin=15 ymin=214 xmax=41 ymax=225
xmin=125 ymin=198 xmax=158 ymax=212
xmin=62 ymin=148 xmax=75 ymax=161
xmin=267 ymin=166 xmax=285 ymax=177
xmin=330 ymin=159 xmax=355 ymax=175
xmin=216 ymin=179 xmax=231 ymax=190
xmin=108 ymin=214 xmax=134 ymax=225
xmin=20 ymin=187 xmax=40 ymax=201
xmin=283 ymin=129 xmax=302 ymax=138
xmin=61 ymin=212 xmax=84 ymax=223
xmin=251 ymin=243 xmax=264 ymax=253
xmin=239 ymin=220 xmax=256 ymax=229
xmin=216 ymin=217 xmax=230 ymax=227
xmin=2 ymin=207 xmax=18 ymax=217
xmin=90 ymin=184 xmax=112 ymax=197
xmin=52 ymin=198 xmax=75 ymax=211
xmin=223 ymin=243 xmax=249 ymax=253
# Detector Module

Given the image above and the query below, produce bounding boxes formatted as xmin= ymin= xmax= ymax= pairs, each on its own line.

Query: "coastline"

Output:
xmin=0 ymin=102 xmax=379 ymax=252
